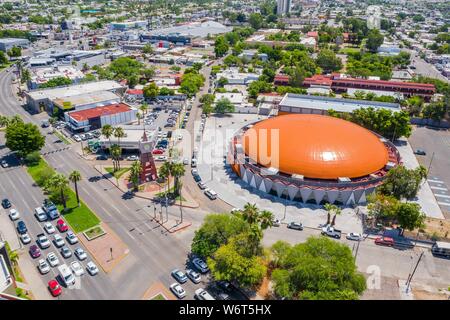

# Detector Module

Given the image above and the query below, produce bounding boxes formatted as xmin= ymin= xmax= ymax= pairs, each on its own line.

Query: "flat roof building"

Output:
xmin=0 ymin=38 xmax=29 ymax=52
xmin=278 ymin=94 xmax=401 ymax=115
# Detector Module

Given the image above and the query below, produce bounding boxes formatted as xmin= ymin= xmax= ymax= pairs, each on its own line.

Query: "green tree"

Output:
xmin=110 ymin=144 xmax=122 ymax=172
xmin=69 ymin=170 xmax=82 ymax=207
xmin=142 ymin=44 xmax=154 ymax=55
xmin=191 ymin=213 xmax=249 ymax=258
xmin=207 ymin=234 xmax=267 ymax=288
xmin=249 ymin=13 xmax=264 ymax=30
xmin=0 ymin=51 xmax=8 ymax=65
xmin=214 ymin=36 xmax=229 ymax=58
xmin=315 ymin=49 xmax=342 ymax=73
xmin=143 ymin=83 xmax=159 ymax=99
xmin=378 ymin=165 xmax=427 ymax=200
xmin=45 ymin=173 xmax=69 ymax=210
xmin=139 ymin=103 xmax=149 ymax=115
xmin=129 ymin=160 xmax=142 ymax=191
xmin=202 ymin=103 xmax=214 ymax=116
xmin=366 ymin=29 xmax=384 ymax=53
xmin=5 ymin=120 xmax=45 ymax=157
xmin=214 ymin=98 xmax=235 ymax=114
xmin=101 ymin=124 xmax=113 ymax=146
xmin=7 ymin=46 xmax=21 ymax=57
xmin=39 ymin=76 xmax=72 ymax=88
xmin=396 ymin=202 xmax=425 ymax=233
xmin=270 ymin=237 xmax=366 ymax=299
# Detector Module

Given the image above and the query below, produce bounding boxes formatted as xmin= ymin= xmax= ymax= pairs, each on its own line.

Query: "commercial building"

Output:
xmin=109 ymin=21 xmax=148 ymax=31
xmin=143 ymin=21 xmax=232 ymax=41
xmin=0 ymin=38 xmax=29 ymax=52
xmin=25 ymin=80 xmax=126 ymax=113
xmin=65 ymin=103 xmax=137 ymax=132
xmin=99 ymin=127 xmax=156 ymax=150
xmin=216 ymin=68 xmax=260 ymax=85
xmin=229 ymin=114 xmax=401 ymax=205
xmin=277 ymin=0 xmax=292 ymax=15
xmin=28 ymin=66 xmax=85 ymax=89
xmin=278 ymin=94 xmax=400 ymax=115
xmin=0 ymin=242 xmax=13 ymax=294
xmin=32 ymin=48 xmax=107 ymax=70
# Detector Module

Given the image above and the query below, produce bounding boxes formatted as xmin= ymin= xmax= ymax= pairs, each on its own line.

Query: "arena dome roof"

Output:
xmin=242 ymin=114 xmax=389 ymax=180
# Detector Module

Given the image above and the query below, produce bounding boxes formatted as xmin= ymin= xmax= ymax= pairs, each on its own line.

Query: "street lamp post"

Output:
xmin=405 ymin=251 xmax=424 ymax=293
xmin=426 ymin=151 xmax=435 ymax=179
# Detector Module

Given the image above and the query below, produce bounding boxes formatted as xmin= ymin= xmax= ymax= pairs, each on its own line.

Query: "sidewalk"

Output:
xmin=16 ymin=253 xmax=51 ymax=300
xmin=0 ymin=212 xmax=21 ymax=251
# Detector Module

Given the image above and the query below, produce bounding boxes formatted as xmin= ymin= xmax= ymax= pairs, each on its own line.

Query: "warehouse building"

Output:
xmin=65 ymin=103 xmax=137 ymax=132
xmin=0 ymin=38 xmax=30 ymax=52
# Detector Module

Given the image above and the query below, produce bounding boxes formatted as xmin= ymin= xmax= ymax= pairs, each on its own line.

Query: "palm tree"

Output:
xmin=171 ymin=162 xmax=185 ymax=196
xmin=101 ymin=124 xmax=113 ymax=147
xmin=259 ymin=210 xmax=274 ymax=230
xmin=0 ymin=115 xmax=9 ymax=128
xmin=331 ymin=206 xmax=342 ymax=227
xmin=324 ymin=203 xmax=334 ymax=225
xmin=130 ymin=160 xmax=142 ymax=191
xmin=241 ymin=203 xmax=259 ymax=225
xmin=139 ymin=103 xmax=148 ymax=116
xmin=110 ymin=144 xmax=122 ymax=172
xmin=69 ymin=170 xmax=82 ymax=207
xmin=158 ymin=161 xmax=171 ymax=193
xmin=45 ymin=173 xmax=69 ymax=210
xmin=113 ymin=127 xmax=125 ymax=169
xmin=136 ymin=112 xmax=142 ymax=125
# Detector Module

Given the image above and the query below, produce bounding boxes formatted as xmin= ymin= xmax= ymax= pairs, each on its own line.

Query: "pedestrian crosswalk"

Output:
xmin=428 ymin=177 xmax=450 ymax=211
xmin=41 ymin=146 xmax=70 ymax=156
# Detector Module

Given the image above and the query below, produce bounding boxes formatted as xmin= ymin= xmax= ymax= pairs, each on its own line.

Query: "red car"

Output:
xmin=375 ymin=236 xmax=395 ymax=246
xmin=56 ymin=219 xmax=68 ymax=232
xmin=152 ymin=149 xmax=164 ymax=155
xmin=48 ymin=279 xmax=62 ymax=297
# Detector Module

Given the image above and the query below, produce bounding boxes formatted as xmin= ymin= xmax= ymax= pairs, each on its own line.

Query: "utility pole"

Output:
xmin=426 ymin=151 xmax=435 ymax=179
xmin=354 ymin=238 xmax=361 ymax=262
xmin=405 ymin=251 xmax=424 ymax=293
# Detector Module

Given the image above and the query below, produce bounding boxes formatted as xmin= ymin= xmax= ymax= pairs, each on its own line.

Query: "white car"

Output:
xmin=66 ymin=231 xmax=78 ymax=245
xmin=1 ymin=160 xmax=8 ymax=168
xmin=74 ymin=247 xmax=87 ymax=260
xmin=346 ymin=233 xmax=363 ymax=241
xmin=155 ymin=156 xmax=167 ymax=161
xmin=170 ymin=283 xmax=186 ymax=299
xmin=20 ymin=233 xmax=31 ymax=245
xmin=126 ymin=155 xmax=139 ymax=161
xmin=37 ymin=233 xmax=51 ymax=249
xmin=70 ymin=261 xmax=85 ymax=277
xmin=47 ymin=252 xmax=60 ymax=267
xmin=73 ymin=135 xmax=81 ymax=142
xmin=186 ymin=269 xmax=201 ymax=284
xmin=53 ymin=234 xmax=65 ymax=248
xmin=86 ymin=261 xmax=99 ymax=276
xmin=44 ymin=222 xmax=56 ymax=234
xmin=38 ymin=259 xmax=50 ymax=274
xmin=9 ymin=209 xmax=20 ymax=220
xmin=183 ymin=158 xmax=189 ymax=165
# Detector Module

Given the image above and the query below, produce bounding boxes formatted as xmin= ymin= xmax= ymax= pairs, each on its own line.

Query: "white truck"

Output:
xmin=58 ymin=264 xmax=76 ymax=287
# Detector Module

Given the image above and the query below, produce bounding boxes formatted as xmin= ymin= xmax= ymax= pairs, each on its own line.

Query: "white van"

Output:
xmin=431 ymin=241 xmax=450 ymax=258
xmin=204 ymin=189 xmax=217 ymax=200
xmin=195 ymin=288 xmax=215 ymax=300
xmin=58 ymin=264 xmax=76 ymax=287
xmin=191 ymin=158 xmax=197 ymax=168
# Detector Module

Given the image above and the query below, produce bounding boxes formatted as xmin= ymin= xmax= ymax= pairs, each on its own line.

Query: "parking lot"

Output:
xmin=409 ymin=126 xmax=450 ymax=215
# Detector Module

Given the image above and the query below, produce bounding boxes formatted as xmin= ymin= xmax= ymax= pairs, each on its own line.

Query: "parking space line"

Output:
xmin=428 ymin=179 xmax=444 ymax=183
xmin=437 ymin=202 xmax=450 ymax=207
xmin=430 ymin=186 xmax=448 ymax=191
xmin=435 ymin=194 xmax=450 ymax=199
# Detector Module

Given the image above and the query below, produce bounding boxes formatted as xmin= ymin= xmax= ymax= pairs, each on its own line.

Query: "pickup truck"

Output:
xmin=321 ymin=225 xmax=342 ymax=239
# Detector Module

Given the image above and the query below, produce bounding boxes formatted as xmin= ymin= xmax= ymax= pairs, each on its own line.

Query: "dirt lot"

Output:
xmin=405 ymin=217 xmax=450 ymax=241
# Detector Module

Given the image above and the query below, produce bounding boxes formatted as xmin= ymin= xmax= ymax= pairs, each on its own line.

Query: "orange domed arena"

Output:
xmin=229 ymin=114 xmax=401 ymax=205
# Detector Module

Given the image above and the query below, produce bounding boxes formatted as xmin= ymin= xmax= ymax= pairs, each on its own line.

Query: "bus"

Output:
xmin=431 ymin=241 xmax=450 ymax=258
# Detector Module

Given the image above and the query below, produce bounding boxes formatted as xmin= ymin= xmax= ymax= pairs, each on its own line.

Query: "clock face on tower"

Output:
xmin=140 ymin=141 xmax=153 ymax=154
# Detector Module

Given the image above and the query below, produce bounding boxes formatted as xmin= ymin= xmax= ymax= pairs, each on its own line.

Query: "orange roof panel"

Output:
xmin=242 ymin=114 xmax=389 ymax=179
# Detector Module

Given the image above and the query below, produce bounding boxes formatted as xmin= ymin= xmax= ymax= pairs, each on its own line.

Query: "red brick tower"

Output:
xmin=139 ymin=131 xmax=158 ymax=182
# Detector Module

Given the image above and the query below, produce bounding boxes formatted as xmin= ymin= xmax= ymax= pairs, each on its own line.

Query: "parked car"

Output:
xmin=56 ymin=219 xmax=69 ymax=232
xmin=414 ymin=149 xmax=426 ymax=156
xmin=375 ymin=236 xmax=395 ymax=246
xmin=47 ymin=252 xmax=60 ymax=267
xmin=38 ymin=259 xmax=50 ymax=274
xmin=70 ymin=261 xmax=85 ymax=277
xmin=287 ymin=222 xmax=303 ymax=231
xmin=195 ymin=288 xmax=215 ymax=300
xmin=204 ymin=189 xmax=217 ymax=200
xmin=29 ymin=245 xmax=41 ymax=258
xmin=272 ymin=219 xmax=281 ymax=227
xmin=96 ymin=155 xmax=108 ymax=160
xmin=171 ymin=269 xmax=188 ymax=283
xmin=126 ymin=155 xmax=139 ymax=161
xmin=197 ymin=182 xmax=207 ymax=190
xmin=1 ymin=198 xmax=11 ymax=209
xmin=9 ymin=209 xmax=20 ymax=221
xmin=86 ymin=261 xmax=99 ymax=276
xmin=170 ymin=283 xmax=186 ymax=299
xmin=155 ymin=156 xmax=167 ymax=161
xmin=1 ymin=160 xmax=8 ymax=168
xmin=20 ymin=233 xmax=31 ymax=245
xmin=44 ymin=222 xmax=56 ymax=234
xmin=37 ymin=233 xmax=51 ymax=249
xmin=346 ymin=233 xmax=363 ymax=241
xmin=53 ymin=234 xmax=65 ymax=248
xmin=73 ymin=135 xmax=81 ymax=142
xmin=66 ymin=231 xmax=78 ymax=245
xmin=192 ymin=258 xmax=209 ymax=273
xmin=48 ymin=279 xmax=62 ymax=297
xmin=17 ymin=221 xmax=27 ymax=234
xmin=193 ymin=174 xmax=201 ymax=182
xmin=186 ymin=269 xmax=201 ymax=284
xmin=35 ymin=207 xmax=47 ymax=222
xmin=216 ymin=280 xmax=233 ymax=293
xmin=74 ymin=247 xmax=87 ymax=260
xmin=60 ymin=246 xmax=72 ymax=259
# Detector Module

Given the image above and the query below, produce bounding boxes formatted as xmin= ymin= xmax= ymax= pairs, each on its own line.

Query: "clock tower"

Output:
xmin=139 ymin=131 xmax=158 ymax=182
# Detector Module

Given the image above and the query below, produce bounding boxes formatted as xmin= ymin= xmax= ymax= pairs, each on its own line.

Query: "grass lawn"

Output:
xmin=84 ymin=225 xmax=106 ymax=240
xmin=105 ymin=167 xmax=130 ymax=179
xmin=26 ymin=158 xmax=100 ymax=233
xmin=339 ymin=47 xmax=361 ymax=55
xmin=151 ymin=293 xmax=167 ymax=300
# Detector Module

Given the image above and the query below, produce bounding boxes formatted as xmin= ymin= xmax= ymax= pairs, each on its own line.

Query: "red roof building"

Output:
xmin=274 ymin=74 xmax=290 ymax=86
xmin=303 ymin=75 xmax=333 ymax=87
xmin=126 ymin=89 xmax=144 ymax=96
xmin=306 ymin=31 xmax=319 ymax=39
